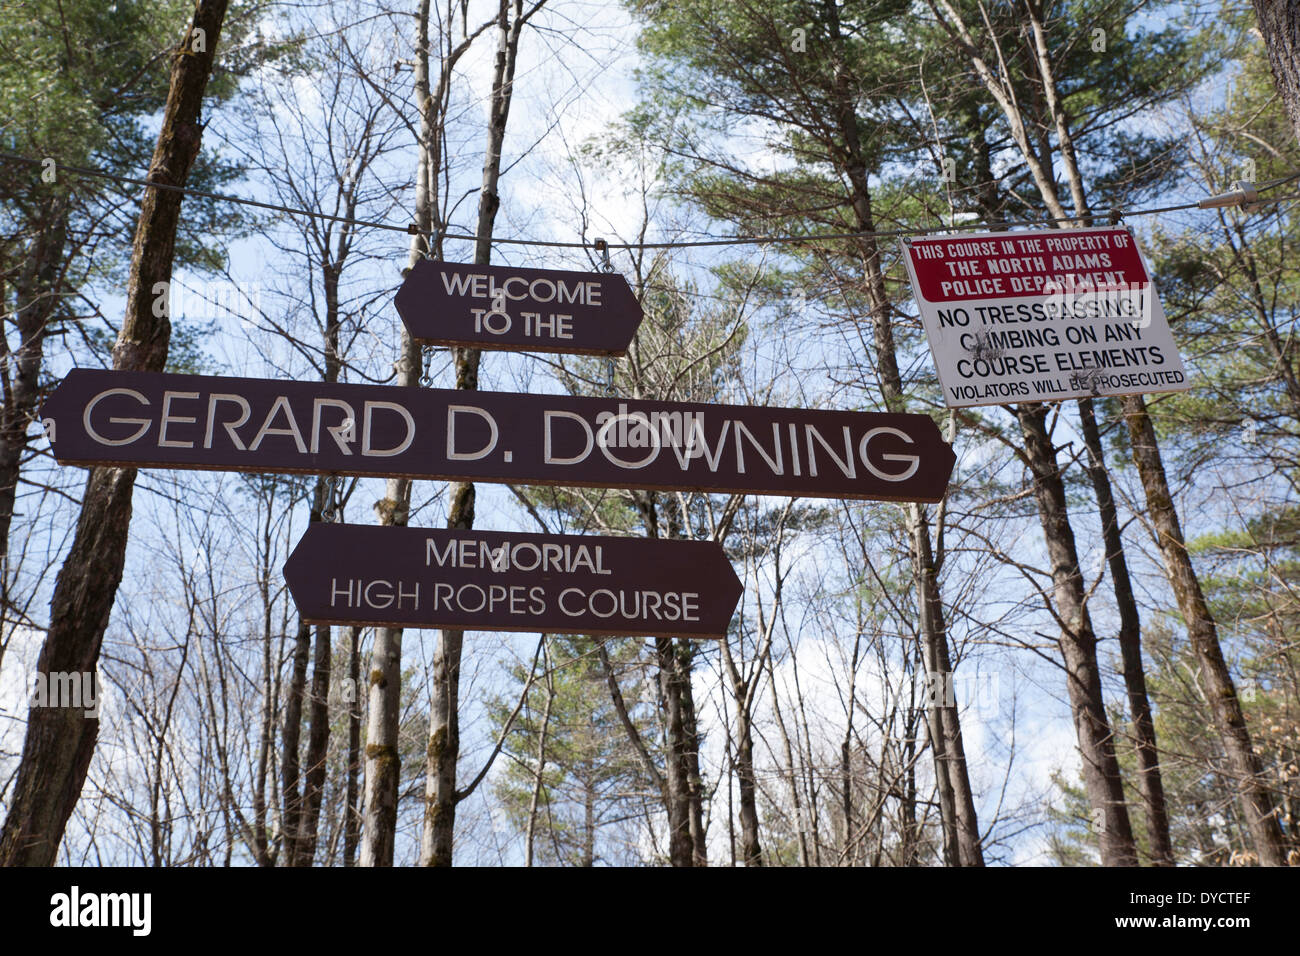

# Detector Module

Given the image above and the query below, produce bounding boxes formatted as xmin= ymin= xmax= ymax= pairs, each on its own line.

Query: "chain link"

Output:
xmin=418 ymin=230 xmax=439 ymax=388
xmin=320 ymin=474 xmax=342 ymax=523
xmin=595 ymin=238 xmax=618 ymax=398
xmin=419 ymin=344 xmax=435 ymax=387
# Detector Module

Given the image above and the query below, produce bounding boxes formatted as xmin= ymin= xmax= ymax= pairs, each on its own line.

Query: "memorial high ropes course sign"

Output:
xmin=285 ymin=524 xmax=743 ymax=639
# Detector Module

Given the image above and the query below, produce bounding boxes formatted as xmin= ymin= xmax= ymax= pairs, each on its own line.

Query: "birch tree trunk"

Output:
xmin=420 ymin=0 xmax=542 ymax=867
xmin=0 ymin=0 xmax=230 ymax=867
xmin=360 ymin=0 xmax=437 ymax=868
xmin=344 ymin=626 xmax=363 ymax=866
xmin=359 ymin=0 xmax=497 ymax=866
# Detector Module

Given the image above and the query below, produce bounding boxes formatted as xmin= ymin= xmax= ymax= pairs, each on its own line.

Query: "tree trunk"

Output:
xmin=283 ymin=476 xmax=334 ymax=867
xmin=911 ymin=503 xmax=985 ymax=866
xmin=290 ymin=240 xmax=350 ymax=867
xmin=251 ymin=499 xmax=278 ymax=866
xmin=1028 ymin=1 xmax=1280 ymax=864
xmin=844 ymin=180 xmax=982 ymax=865
xmin=1252 ymin=0 xmax=1300 ymax=146
xmin=945 ymin=8 xmax=1143 ymax=866
xmin=633 ymin=492 xmax=704 ymax=868
xmin=676 ymin=639 xmax=708 ymax=866
xmin=819 ymin=3 xmax=983 ymax=862
xmin=1123 ymin=394 xmax=1288 ymax=865
xmin=359 ymin=581 xmax=406 ymax=865
xmin=1017 ymin=404 xmax=1139 ymax=866
xmin=0 ymin=0 xmax=229 ymax=867
xmin=420 ymin=0 xmax=537 ymax=868
xmin=524 ymin=639 xmax=554 ymax=867
xmin=280 ymin=616 xmax=312 ymax=864
xmin=655 ymin=635 xmax=696 ymax=866
xmin=733 ymin=683 xmax=763 ymax=866
xmin=361 ymin=0 xmax=441 ymax=867
xmin=901 ymin=711 xmax=919 ymax=866
xmin=766 ymin=657 xmax=810 ymax=866
xmin=841 ymin=152 xmax=983 ymax=867
xmin=1026 ymin=20 xmax=1174 ymax=866
xmin=295 ymin=622 xmax=332 ymax=864
xmin=361 ymin=2 xmax=498 ymax=861
xmin=582 ymin=781 xmax=595 ymax=868
xmin=0 ymin=199 xmax=67 ymax=588
xmin=343 ymin=626 xmax=362 ymax=866
xmin=1077 ymin=398 xmax=1175 ymax=865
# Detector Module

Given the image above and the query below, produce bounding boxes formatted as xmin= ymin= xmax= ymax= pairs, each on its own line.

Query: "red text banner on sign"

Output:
xmin=905 ymin=227 xmax=1150 ymax=303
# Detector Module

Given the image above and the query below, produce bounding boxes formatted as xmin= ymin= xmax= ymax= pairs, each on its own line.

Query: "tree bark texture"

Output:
xmin=1123 ymin=394 xmax=1287 ymax=865
xmin=0 ymin=0 xmax=230 ymax=867
xmin=1016 ymin=404 xmax=1139 ymax=866
xmin=1077 ymin=398 xmax=1175 ymax=865
xmin=1252 ymin=0 xmax=1300 ymax=147
xmin=344 ymin=626 xmax=363 ymax=866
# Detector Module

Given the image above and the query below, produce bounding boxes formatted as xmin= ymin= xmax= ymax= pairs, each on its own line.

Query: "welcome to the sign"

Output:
xmin=395 ymin=259 xmax=643 ymax=355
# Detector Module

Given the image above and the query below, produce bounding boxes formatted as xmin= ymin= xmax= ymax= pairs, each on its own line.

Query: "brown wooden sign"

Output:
xmin=41 ymin=369 xmax=955 ymax=502
xmin=394 ymin=259 xmax=643 ymax=355
xmin=284 ymin=523 xmax=742 ymax=638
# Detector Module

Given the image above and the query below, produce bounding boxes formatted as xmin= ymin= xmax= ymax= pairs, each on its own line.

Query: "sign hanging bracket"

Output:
xmin=320 ymin=474 xmax=343 ymax=523
xmin=594 ymin=237 xmax=618 ymax=396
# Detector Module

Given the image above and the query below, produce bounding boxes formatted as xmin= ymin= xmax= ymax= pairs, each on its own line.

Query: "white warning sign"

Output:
xmin=901 ymin=225 xmax=1189 ymax=407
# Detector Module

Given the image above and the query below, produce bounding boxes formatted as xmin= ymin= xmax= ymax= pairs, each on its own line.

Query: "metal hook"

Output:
xmin=419 ymin=344 xmax=435 ymax=387
xmin=424 ymin=222 xmax=444 ymax=261
xmin=593 ymin=237 xmax=613 ymax=273
xmin=321 ymin=474 xmax=342 ymax=523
